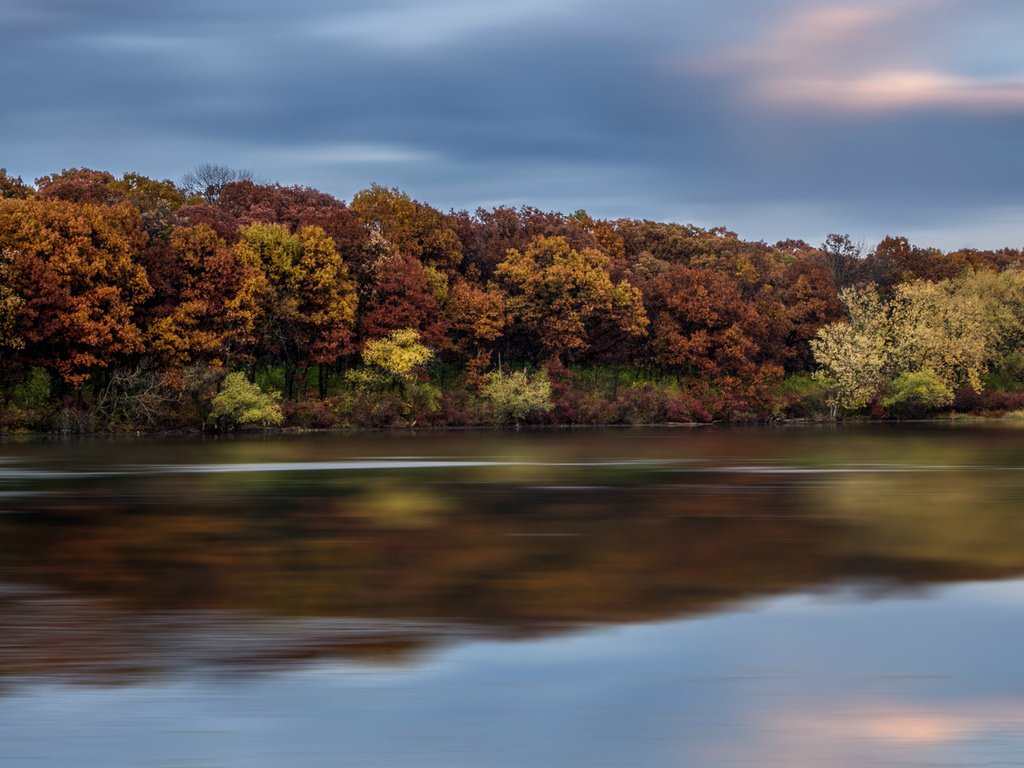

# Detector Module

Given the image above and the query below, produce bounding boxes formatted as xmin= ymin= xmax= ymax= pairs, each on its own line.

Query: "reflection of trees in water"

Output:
xmin=809 ymin=469 xmax=1024 ymax=571
xmin=3 ymin=454 xmax=1024 ymax=683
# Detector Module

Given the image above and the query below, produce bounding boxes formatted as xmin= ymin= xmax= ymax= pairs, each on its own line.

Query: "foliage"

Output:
xmin=951 ymin=269 xmax=1024 ymax=363
xmin=1 ymin=367 xmax=51 ymax=431
xmin=882 ymin=369 xmax=953 ymax=418
xmin=775 ymin=373 xmax=830 ymax=419
xmin=234 ymin=223 xmax=358 ymax=396
xmin=0 ymin=248 xmax=23 ymax=351
xmin=650 ymin=264 xmax=766 ymax=377
xmin=360 ymin=328 xmax=433 ymax=383
xmin=886 ymin=280 xmax=987 ymax=392
xmin=350 ymin=185 xmax=463 ymax=271
xmin=0 ymin=197 xmax=151 ymax=385
xmin=445 ymin=277 xmax=506 ymax=371
xmin=146 ymin=224 xmax=254 ymax=366
xmin=7 ymin=163 xmax=1024 ymax=431
xmin=358 ymin=252 xmax=447 ymax=347
xmin=985 ymin=350 xmax=1024 ymax=393
xmin=481 ymin=368 xmax=553 ymax=425
xmin=35 ymin=168 xmax=122 ymax=205
xmin=810 ymin=286 xmax=887 ymax=419
xmin=0 ymin=169 xmax=34 ymax=200
xmin=496 ymin=235 xmax=647 ymax=361
xmin=208 ymin=372 xmax=283 ymax=429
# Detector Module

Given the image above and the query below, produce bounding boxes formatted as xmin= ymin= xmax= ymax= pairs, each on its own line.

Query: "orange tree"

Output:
xmin=0 ymin=197 xmax=151 ymax=388
xmin=495 ymin=235 xmax=647 ymax=363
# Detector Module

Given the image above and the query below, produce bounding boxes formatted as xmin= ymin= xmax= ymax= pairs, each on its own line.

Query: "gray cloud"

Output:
xmin=2 ymin=0 xmax=1022 ymax=249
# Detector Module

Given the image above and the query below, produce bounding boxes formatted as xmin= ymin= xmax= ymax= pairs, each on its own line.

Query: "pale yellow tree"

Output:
xmin=810 ymin=285 xmax=888 ymax=419
xmin=813 ymin=279 xmax=995 ymax=419
xmin=887 ymin=280 xmax=988 ymax=393
xmin=949 ymin=269 xmax=1024 ymax=363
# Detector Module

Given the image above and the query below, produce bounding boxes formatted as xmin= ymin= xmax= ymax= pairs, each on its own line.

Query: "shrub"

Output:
xmin=282 ymin=398 xmax=338 ymax=429
xmin=361 ymin=329 xmax=432 ymax=383
xmin=208 ymin=372 xmax=283 ymax=429
xmin=882 ymin=369 xmax=953 ymax=418
xmin=1 ymin=367 xmax=51 ymax=431
xmin=482 ymin=368 xmax=553 ymax=425
xmin=776 ymin=373 xmax=829 ymax=419
xmin=976 ymin=390 xmax=1024 ymax=414
xmin=984 ymin=350 xmax=1024 ymax=392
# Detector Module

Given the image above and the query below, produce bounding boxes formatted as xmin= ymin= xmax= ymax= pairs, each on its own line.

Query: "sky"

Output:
xmin=2 ymin=0 xmax=1023 ymax=250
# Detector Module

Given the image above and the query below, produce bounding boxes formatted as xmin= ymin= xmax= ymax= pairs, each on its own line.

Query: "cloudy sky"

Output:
xmin=2 ymin=0 xmax=1023 ymax=249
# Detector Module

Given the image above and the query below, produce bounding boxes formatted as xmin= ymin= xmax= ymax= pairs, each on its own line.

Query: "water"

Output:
xmin=1 ymin=425 xmax=1023 ymax=766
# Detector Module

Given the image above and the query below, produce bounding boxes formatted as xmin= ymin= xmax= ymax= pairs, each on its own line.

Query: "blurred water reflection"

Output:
xmin=1 ymin=425 xmax=1023 ymax=765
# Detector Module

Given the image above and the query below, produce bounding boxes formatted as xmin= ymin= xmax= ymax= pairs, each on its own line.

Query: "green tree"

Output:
xmin=882 ymin=369 xmax=953 ymax=417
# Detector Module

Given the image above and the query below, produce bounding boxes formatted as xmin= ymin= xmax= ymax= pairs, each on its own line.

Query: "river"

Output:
xmin=1 ymin=425 xmax=1023 ymax=766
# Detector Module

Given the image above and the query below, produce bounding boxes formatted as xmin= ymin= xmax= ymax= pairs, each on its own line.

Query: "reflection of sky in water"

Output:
xmin=3 ymin=579 xmax=1023 ymax=768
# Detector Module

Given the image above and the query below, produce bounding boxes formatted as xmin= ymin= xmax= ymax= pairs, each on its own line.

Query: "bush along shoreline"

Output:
xmin=3 ymin=166 xmax=1024 ymax=433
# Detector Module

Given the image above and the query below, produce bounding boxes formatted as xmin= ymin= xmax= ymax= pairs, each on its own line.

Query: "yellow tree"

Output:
xmin=234 ymin=223 xmax=358 ymax=398
xmin=949 ymin=268 xmax=1024 ymax=365
xmin=360 ymin=328 xmax=433 ymax=383
xmin=887 ymin=280 xmax=987 ymax=393
xmin=810 ymin=285 xmax=887 ymax=419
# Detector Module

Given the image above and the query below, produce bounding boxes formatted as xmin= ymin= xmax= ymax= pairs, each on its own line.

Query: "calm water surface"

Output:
xmin=1 ymin=425 xmax=1023 ymax=766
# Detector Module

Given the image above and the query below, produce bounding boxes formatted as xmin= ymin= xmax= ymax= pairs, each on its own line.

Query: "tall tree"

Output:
xmin=444 ymin=276 xmax=507 ymax=381
xmin=350 ymin=185 xmax=462 ymax=272
xmin=35 ymin=168 xmax=121 ymax=205
xmin=496 ymin=236 xmax=647 ymax=362
xmin=180 ymin=163 xmax=254 ymax=203
xmin=234 ymin=223 xmax=357 ymax=397
xmin=146 ymin=224 xmax=256 ymax=367
xmin=887 ymin=280 xmax=988 ymax=393
xmin=358 ymin=252 xmax=448 ymax=348
xmin=815 ymin=234 xmax=863 ymax=290
xmin=0 ymin=198 xmax=151 ymax=386
xmin=811 ymin=285 xmax=888 ymax=419
xmin=649 ymin=264 xmax=769 ymax=379
xmin=0 ymin=169 xmax=33 ymax=200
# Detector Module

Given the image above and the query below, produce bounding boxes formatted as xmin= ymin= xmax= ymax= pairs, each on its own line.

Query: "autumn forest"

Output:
xmin=1 ymin=164 xmax=1023 ymax=432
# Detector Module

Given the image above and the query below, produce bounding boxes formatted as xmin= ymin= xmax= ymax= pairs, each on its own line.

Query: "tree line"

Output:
xmin=1 ymin=164 xmax=1023 ymax=430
